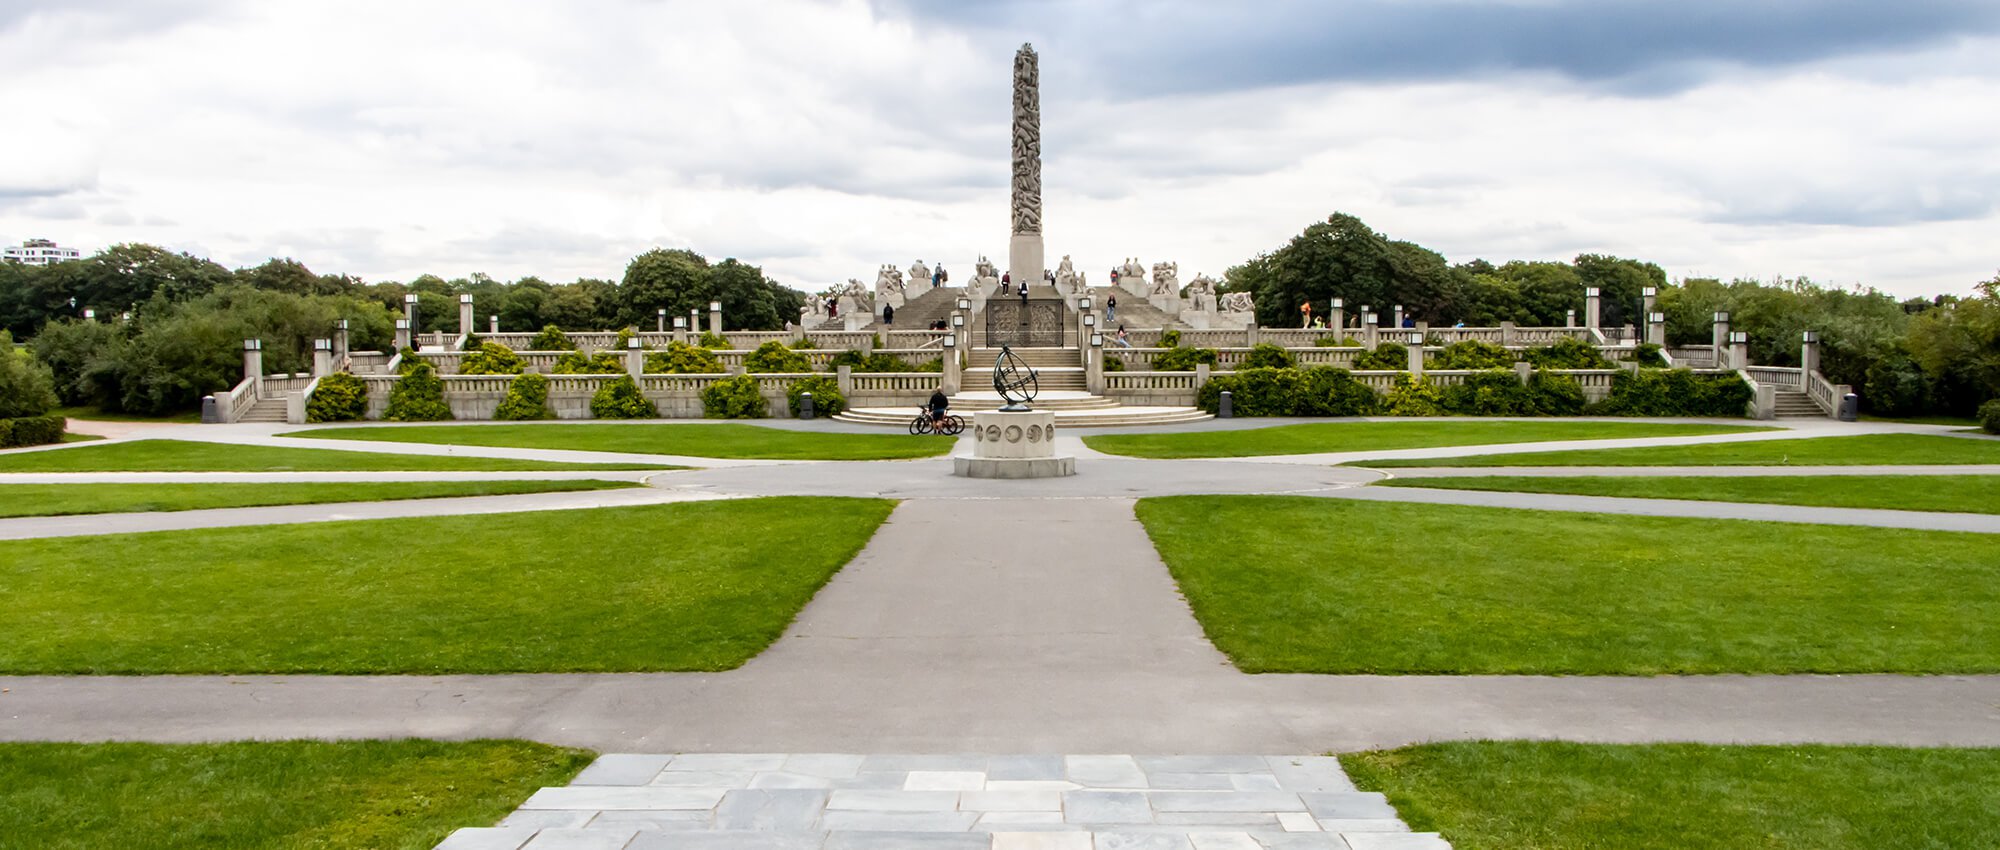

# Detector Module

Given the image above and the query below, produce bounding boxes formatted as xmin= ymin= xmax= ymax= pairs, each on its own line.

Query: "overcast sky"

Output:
xmin=4 ymin=0 xmax=1997 ymax=298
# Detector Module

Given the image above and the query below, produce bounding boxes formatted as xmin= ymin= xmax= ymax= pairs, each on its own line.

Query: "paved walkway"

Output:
xmin=437 ymin=753 xmax=1446 ymax=850
xmin=1380 ymin=464 xmax=2000 ymax=478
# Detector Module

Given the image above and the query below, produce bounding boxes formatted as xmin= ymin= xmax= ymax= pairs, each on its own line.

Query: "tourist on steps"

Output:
xmin=1106 ymin=293 xmax=1118 ymax=322
xmin=882 ymin=304 xmax=895 ymax=327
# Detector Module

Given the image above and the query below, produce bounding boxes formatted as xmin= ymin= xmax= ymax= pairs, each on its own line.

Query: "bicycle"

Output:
xmin=908 ymin=408 xmax=964 ymax=436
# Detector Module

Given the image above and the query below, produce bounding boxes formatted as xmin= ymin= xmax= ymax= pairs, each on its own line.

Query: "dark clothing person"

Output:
xmin=928 ymin=390 xmax=949 ymax=420
xmin=1001 ymin=272 xmax=1011 ymax=294
xmin=1106 ymin=294 xmax=1118 ymax=322
xmin=1019 ymin=284 xmax=1029 ymax=305
xmin=882 ymin=305 xmax=895 ymax=327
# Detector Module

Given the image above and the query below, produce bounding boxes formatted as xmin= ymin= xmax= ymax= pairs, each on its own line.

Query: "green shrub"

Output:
xmin=828 ymin=349 xmax=924 ymax=372
xmin=0 ymin=415 xmax=65 ymax=448
xmin=1154 ymin=346 xmax=1219 ymax=371
xmin=589 ymin=374 xmax=657 ymax=419
xmin=1385 ymin=373 xmax=1445 ymax=416
xmin=26 ymin=320 xmax=126 ymax=408
xmin=1197 ymin=366 xmax=1379 ymax=417
xmin=1428 ymin=339 xmax=1512 ymax=370
xmin=697 ymin=331 xmax=729 ymax=349
xmin=383 ymin=362 xmax=453 ymax=421
xmin=495 ymin=373 xmax=556 ymax=420
xmin=0 ymin=330 xmax=60 ymax=418
xmin=305 ymin=372 xmax=369 ymax=422
xmin=1524 ymin=337 xmax=1612 ymax=369
xmin=527 ymin=325 xmax=575 ymax=351
xmin=786 ymin=375 xmax=846 ymax=417
xmin=552 ymin=350 xmax=623 ymax=374
xmin=912 ymin=357 xmax=943 ymax=373
xmin=1314 ymin=335 xmax=1360 ymax=347
xmin=1599 ymin=369 xmax=1752 ymax=418
xmin=1104 ymin=354 xmax=1127 ymax=372
xmin=458 ymin=341 xmax=525 ymax=375
xmin=1353 ymin=342 xmax=1407 ymax=371
xmin=701 ymin=374 xmax=767 ymax=419
xmin=790 ymin=337 xmax=818 ymax=349
xmin=396 ymin=348 xmax=422 ymax=374
xmin=644 ymin=341 xmax=725 ymax=374
xmin=744 ymin=341 xmax=811 ymax=373
xmin=1628 ymin=342 xmax=1669 ymax=368
xmin=613 ymin=327 xmax=645 ymax=351
xmin=1242 ymin=343 xmax=1296 ymax=370
xmin=1527 ymin=369 xmax=1588 ymax=415
xmin=1434 ymin=369 xmax=1583 ymax=416
xmin=1980 ymin=399 xmax=2000 ymax=435
xmin=1158 ymin=329 xmax=1183 ymax=349
xmin=462 ymin=333 xmax=483 ymax=349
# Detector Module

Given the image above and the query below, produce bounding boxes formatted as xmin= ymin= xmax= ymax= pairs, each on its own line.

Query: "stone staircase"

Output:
xmin=238 ymin=396 xmax=288 ymax=423
xmin=433 ymin=753 xmax=1454 ymax=850
xmin=1773 ymin=390 xmax=1828 ymax=419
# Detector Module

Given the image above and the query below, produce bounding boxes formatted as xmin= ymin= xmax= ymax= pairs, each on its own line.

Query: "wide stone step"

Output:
xmin=434 ymin=753 xmax=1450 ymax=850
xmin=834 ymin=406 xmax=1212 ymax=427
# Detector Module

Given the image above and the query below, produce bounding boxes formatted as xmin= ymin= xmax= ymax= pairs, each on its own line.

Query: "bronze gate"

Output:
xmin=985 ymin=300 xmax=1066 ymax=347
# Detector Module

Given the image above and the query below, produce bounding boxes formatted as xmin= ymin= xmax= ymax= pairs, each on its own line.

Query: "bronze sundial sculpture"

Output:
xmin=993 ymin=345 xmax=1038 ymax=412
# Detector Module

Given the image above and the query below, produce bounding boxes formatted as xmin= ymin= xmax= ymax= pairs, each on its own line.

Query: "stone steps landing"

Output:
xmin=434 ymin=753 xmax=1453 ymax=850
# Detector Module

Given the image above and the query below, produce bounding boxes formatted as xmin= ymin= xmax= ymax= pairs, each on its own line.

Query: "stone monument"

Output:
xmin=1007 ymin=44 xmax=1044 ymax=291
xmin=955 ymin=346 xmax=1075 ymax=479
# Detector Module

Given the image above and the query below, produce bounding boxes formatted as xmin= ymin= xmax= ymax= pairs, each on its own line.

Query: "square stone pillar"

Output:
xmin=1194 ymin=362 xmax=1210 ymax=387
xmin=1584 ymin=287 xmax=1602 ymax=330
xmin=1392 ymin=305 xmax=1404 ymax=329
xmin=836 ymin=364 xmax=853 ymax=396
xmin=1802 ymin=331 xmax=1821 ymax=375
xmin=672 ymin=316 xmax=688 ymax=345
xmin=1500 ymin=321 xmax=1517 ymax=346
xmin=1728 ymin=331 xmax=1749 ymax=371
xmin=1513 ymin=361 xmax=1533 ymax=384
xmin=1712 ymin=311 xmax=1731 ymax=352
xmin=1405 ymin=335 xmax=1424 ymax=375
xmin=458 ymin=294 xmax=474 ymax=338
xmin=625 ymin=338 xmax=644 ymax=378
xmin=942 ymin=339 xmax=962 ymax=394
xmin=1356 ymin=305 xmax=1370 ymax=331
xmin=489 ymin=314 xmax=500 ymax=334
xmin=1330 ymin=299 xmax=1345 ymax=333
xmin=1646 ymin=312 xmax=1667 ymax=346
xmin=1641 ymin=286 xmax=1657 ymax=321
xmin=334 ymin=319 xmax=350 ymax=362
xmin=1085 ymin=334 xmax=1104 ymax=395
xmin=1565 ymin=309 xmax=1576 ymax=329
xmin=403 ymin=294 xmax=419 ymax=337
xmin=1245 ymin=321 xmax=1260 ymax=346
xmin=394 ymin=319 xmax=411 ymax=351
xmin=1362 ymin=314 xmax=1379 ymax=350
xmin=242 ymin=339 xmax=263 ymax=384
xmin=708 ymin=301 xmax=723 ymax=335
xmin=657 ymin=309 xmax=667 ymax=333
xmin=312 ymin=339 xmax=333 ymax=377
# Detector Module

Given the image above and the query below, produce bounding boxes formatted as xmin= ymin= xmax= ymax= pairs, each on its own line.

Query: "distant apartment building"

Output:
xmin=3 ymin=238 xmax=83 ymax=265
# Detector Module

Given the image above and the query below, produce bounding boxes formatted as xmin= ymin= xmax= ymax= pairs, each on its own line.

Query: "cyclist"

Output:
xmin=927 ymin=387 xmax=951 ymax=428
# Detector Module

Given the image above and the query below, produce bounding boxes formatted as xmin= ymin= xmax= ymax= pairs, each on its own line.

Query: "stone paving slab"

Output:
xmin=434 ymin=754 xmax=1451 ymax=850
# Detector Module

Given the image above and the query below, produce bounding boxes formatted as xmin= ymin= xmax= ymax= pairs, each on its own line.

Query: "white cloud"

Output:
xmin=0 ymin=0 xmax=1994 ymax=298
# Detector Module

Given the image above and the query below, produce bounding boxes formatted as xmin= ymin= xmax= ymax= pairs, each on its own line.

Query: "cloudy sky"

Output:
xmin=4 ymin=0 xmax=1997 ymax=298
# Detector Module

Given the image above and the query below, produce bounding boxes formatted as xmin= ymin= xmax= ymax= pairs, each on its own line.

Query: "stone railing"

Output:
xmin=356 ymin=369 xmax=940 ymax=420
xmin=211 ymin=376 xmax=258 ymax=423
xmin=348 ymin=351 xmax=393 ymax=374
xmin=287 ymin=375 xmax=323 ymax=425
xmin=1744 ymin=366 xmax=1804 ymax=390
xmin=410 ymin=347 xmax=945 ymax=375
xmin=1737 ymin=370 xmax=1775 ymax=420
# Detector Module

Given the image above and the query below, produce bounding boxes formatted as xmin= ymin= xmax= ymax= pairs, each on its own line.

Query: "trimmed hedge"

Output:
xmin=527 ymin=325 xmax=575 ymax=351
xmin=744 ymin=341 xmax=810 ymax=373
xmin=1242 ymin=343 xmax=1296 ymax=370
xmin=1980 ymin=399 xmax=2000 ymax=435
xmin=1198 ymin=366 xmax=1380 ymax=417
xmin=787 ymin=375 xmax=846 ymax=417
xmin=305 ymin=372 xmax=368 ymax=422
xmin=1437 ymin=369 xmax=1586 ymax=416
xmin=1353 ymin=342 xmax=1407 ymax=370
xmin=0 ymin=415 xmax=66 ymax=448
xmin=459 ymin=342 xmax=525 ymax=375
xmin=552 ymin=350 xmax=623 ymax=374
xmin=1598 ymin=369 xmax=1752 ymax=418
xmin=589 ymin=374 xmax=657 ymax=419
xmin=1628 ymin=342 xmax=1669 ymax=368
xmin=495 ymin=373 xmax=556 ymax=420
xmin=1155 ymin=346 xmax=1219 ymax=371
xmin=1524 ymin=337 xmax=1612 ymax=369
xmin=383 ymin=362 xmax=453 ymax=421
xmin=645 ymin=341 xmax=724 ymax=374
xmin=697 ymin=331 xmax=729 ymax=349
xmin=1428 ymin=340 xmax=1512 ymax=370
xmin=702 ymin=374 xmax=767 ymax=419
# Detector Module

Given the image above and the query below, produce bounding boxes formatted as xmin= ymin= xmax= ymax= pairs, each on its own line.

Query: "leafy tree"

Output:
xmin=1573 ymin=254 xmax=1665 ymax=329
xmin=621 ymin=249 xmax=712 ymax=330
xmin=0 ymin=330 xmax=59 ymax=418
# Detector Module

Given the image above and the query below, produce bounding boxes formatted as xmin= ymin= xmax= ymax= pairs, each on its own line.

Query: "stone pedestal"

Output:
xmin=1009 ymin=233 xmax=1044 ymax=293
xmin=954 ymin=409 xmax=1076 ymax=479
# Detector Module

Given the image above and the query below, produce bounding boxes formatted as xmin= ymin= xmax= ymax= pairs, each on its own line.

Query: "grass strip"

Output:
xmin=1084 ymin=421 xmax=1769 ymax=459
xmin=0 ymin=739 xmax=591 ymax=850
xmin=1135 ymin=495 xmax=2000 ymax=674
xmin=1343 ymin=741 xmax=2000 ymax=850
xmin=0 ymin=480 xmax=638 ymax=518
xmin=291 ymin=422 xmax=951 ymax=460
xmin=1378 ymin=474 xmax=2000 ymax=515
xmin=0 ymin=439 xmax=670 ymax=471
xmin=1357 ymin=433 xmax=2000 ymax=467
xmin=0 ymin=497 xmax=894 ymax=674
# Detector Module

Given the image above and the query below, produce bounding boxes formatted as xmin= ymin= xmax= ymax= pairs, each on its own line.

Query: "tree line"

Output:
xmin=1223 ymin=212 xmax=1998 ymax=417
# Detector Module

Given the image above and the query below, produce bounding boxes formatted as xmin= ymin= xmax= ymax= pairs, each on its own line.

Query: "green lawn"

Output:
xmin=53 ymin=404 xmax=204 ymax=424
xmin=291 ymin=422 xmax=953 ymax=460
xmin=1357 ymin=433 xmax=2000 ymax=467
xmin=1084 ymin=421 xmax=1770 ymax=459
xmin=1380 ymin=474 xmax=2000 ymax=514
xmin=60 ymin=432 xmax=104 ymax=442
xmin=1134 ymin=496 xmax=2000 ymax=674
xmin=0 ymin=497 xmax=894 ymax=674
xmin=0 ymin=480 xmax=637 ymax=518
xmin=0 ymin=739 xmax=591 ymax=850
xmin=0 ymin=439 xmax=671 ymax=472
xmin=1343 ymin=742 xmax=2000 ymax=850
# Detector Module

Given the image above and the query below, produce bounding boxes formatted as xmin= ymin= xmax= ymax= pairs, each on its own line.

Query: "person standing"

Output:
xmin=934 ymin=265 xmax=945 ymax=288
xmin=1019 ymin=281 xmax=1029 ymax=305
xmin=1106 ymin=293 xmax=1118 ymax=322
xmin=827 ymin=297 xmax=837 ymax=318
xmin=882 ymin=303 xmax=895 ymax=328
xmin=1001 ymin=272 xmax=1011 ymax=294
xmin=1300 ymin=301 xmax=1313 ymax=328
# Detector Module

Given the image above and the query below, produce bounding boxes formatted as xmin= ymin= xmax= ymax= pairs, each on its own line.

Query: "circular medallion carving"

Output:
xmin=1004 ymin=425 xmax=1023 ymax=443
xmin=1027 ymin=424 xmax=1042 ymax=442
xmin=985 ymin=425 xmax=1002 ymax=442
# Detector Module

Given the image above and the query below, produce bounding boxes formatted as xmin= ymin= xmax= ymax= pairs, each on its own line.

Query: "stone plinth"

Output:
xmin=954 ymin=409 xmax=1076 ymax=478
xmin=1009 ymin=233 xmax=1044 ymax=295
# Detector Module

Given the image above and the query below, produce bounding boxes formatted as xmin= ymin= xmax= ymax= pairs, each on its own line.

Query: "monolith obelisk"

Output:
xmin=1007 ymin=43 xmax=1043 ymax=290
